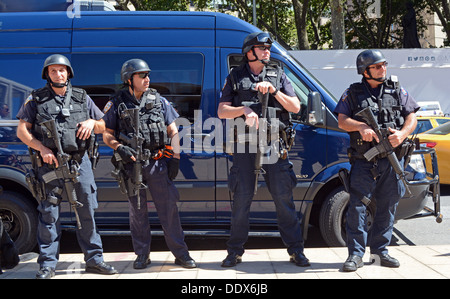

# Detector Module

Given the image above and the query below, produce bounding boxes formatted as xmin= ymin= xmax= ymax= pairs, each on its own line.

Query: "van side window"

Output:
xmin=71 ymin=53 xmax=204 ymax=123
xmin=0 ymin=76 xmax=34 ymax=121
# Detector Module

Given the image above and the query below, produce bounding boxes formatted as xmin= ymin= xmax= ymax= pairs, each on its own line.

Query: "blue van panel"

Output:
xmin=215 ymin=13 xmax=259 ymax=49
xmin=72 ymin=12 xmax=216 ymax=48
xmin=0 ymin=12 xmax=72 ymax=50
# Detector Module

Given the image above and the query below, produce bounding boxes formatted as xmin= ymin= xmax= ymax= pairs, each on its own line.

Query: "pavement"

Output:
xmin=1 ymin=244 xmax=450 ymax=280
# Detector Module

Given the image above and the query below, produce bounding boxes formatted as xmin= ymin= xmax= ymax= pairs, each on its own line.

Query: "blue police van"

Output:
xmin=0 ymin=2 xmax=442 ymax=253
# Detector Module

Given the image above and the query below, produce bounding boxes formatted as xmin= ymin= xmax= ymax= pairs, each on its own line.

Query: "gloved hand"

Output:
xmin=167 ymin=158 xmax=180 ymax=180
xmin=116 ymin=145 xmax=137 ymax=163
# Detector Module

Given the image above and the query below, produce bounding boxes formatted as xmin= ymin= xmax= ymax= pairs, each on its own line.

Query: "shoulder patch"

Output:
xmin=24 ymin=94 xmax=34 ymax=106
xmin=222 ymin=78 xmax=228 ymax=91
xmin=340 ymin=89 xmax=349 ymax=102
xmin=103 ymin=100 xmax=113 ymax=113
xmin=401 ymin=87 xmax=408 ymax=96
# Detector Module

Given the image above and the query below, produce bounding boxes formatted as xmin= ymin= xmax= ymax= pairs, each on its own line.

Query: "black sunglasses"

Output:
xmin=368 ymin=62 xmax=388 ymax=70
xmin=135 ymin=72 xmax=150 ymax=79
xmin=254 ymin=45 xmax=271 ymax=51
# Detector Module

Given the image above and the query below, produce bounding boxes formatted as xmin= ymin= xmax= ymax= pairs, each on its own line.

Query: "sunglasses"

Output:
xmin=254 ymin=45 xmax=271 ymax=51
xmin=135 ymin=72 xmax=150 ymax=79
xmin=368 ymin=62 xmax=388 ymax=70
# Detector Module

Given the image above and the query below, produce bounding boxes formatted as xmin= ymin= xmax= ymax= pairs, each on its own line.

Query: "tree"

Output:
xmin=427 ymin=0 xmax=450 ymax=46
xmin=115 ymin=0 xmax=191 ymax=11
xmin=330 ymin=0 xmax=345 ymax=49
xmin=344 ymin=0 xmax=428 ymax=49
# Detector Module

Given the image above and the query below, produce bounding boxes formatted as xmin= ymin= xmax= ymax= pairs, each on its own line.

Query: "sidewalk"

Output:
xmin=1 ymin=245 xmax=449 ymax=279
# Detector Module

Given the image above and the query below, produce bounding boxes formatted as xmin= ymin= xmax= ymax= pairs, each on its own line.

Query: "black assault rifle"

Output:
xmin=254 ymin=89 xmax=269 ymax=195
xmin=355 ymin=107 xmax=412 ymax=197
xmin=39 ymin=119 xmax=84 ymax=229
xmin=118 ymin=108 xmax=146 ymax=209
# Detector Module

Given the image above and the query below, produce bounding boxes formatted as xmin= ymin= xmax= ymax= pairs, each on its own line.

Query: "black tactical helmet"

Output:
xmin=41 ymin=54 xmax=74 ymax=79
xmin=121 ymin=59 xmax=151 ymax=83
xmin=242 ymin=32 xmax=274 ymax=54
xmin=356 ymin=49 xmax=386 ymax=74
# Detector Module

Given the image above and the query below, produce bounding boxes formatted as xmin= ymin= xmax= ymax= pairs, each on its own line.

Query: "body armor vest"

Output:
xmin=113 ymin=89 xmax=168 ymax=152
xmin=31 ymin=84 xmax=90 ymax=154
xmin=230 ymin=62 xmax=291 ymax=130
xmin=347 ymin=78 xmax=405 ymax=155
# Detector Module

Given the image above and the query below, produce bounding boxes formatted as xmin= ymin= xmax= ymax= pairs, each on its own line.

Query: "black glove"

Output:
xmin=116 ymin=145 xmax=137 ymax=163
xmin=167 ymin=158 xmax=180 ymax=180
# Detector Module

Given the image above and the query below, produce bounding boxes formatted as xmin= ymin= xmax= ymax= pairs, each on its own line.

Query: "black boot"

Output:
xmin=133 ymin=254 xmax=151 ymax=269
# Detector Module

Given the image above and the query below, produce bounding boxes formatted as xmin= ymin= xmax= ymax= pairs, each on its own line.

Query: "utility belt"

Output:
xmin=347 ymin=139 xmax=413 ymax=164
xmin=111 ymin=144 xmax=174 ymax=195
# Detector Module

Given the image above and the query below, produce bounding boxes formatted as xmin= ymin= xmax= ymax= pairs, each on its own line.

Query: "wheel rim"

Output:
xmin=0 ymin=209 xmax=21 ymax=242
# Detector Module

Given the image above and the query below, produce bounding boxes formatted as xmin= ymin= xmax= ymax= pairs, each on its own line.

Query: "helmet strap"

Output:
xmin=45 ymin=69 xmax=70 ymax=88
xmin=366 ymin=69 xmax=385 ymax=83
xmin=248 ymin=48 xmax=269 ymax=65
xmin=46 ymin=75 xmax=69 ymax=88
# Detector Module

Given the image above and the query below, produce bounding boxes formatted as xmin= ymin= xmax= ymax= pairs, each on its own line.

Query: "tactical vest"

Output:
xmin=229 ymin=62 xmax=291 ymax=130
xmin=113 ymin=89 xmax=168 ymax=152
xmin=31 ymin=84 xmax=91 ymax=155
xmin=347 ymin=77 xmax=405 ymax=155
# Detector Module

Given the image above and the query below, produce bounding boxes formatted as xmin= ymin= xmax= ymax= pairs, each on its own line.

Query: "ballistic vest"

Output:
xmin=230 ymin=62 xmax=291 ymax=130
xmin=347 ymin=77 xmax=405 ymax=155
xmin=113 ymin=89 xmax=168 ymax=152
xmin=31 ymin=84 xmax=91 ymax=155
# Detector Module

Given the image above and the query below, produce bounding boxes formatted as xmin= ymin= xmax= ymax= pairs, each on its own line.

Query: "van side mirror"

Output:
xmin=307 ymin=91 xmax=324 ymax=126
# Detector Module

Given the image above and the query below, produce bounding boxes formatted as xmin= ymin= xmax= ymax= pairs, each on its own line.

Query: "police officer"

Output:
xmin=102 ymin=59 xmax=196 ymax=269
xmin=334 ymin=49 xmax=419 ymax=272
xmin=16 ymin=54 xmax=117 ymax=279
xmin=217 ymin=32 xmax=309 ymax=267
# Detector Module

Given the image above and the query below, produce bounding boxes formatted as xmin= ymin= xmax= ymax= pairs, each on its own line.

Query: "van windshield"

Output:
xmin=280 ymin=47 xmax=339 ymax=103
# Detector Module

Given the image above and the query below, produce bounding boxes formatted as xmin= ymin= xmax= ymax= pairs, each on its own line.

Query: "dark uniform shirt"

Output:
xmin=16 ymin=93 xmax=104 ymax=122
xmin=334 ymin=78 xmax=420 ymax=117
xmin=219 ymin=64 xmax=297 ymax=104
xmin=102 ymin=90 xmax=178 ymax=131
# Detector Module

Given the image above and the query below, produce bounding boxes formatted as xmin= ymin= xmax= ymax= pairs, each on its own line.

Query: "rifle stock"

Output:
xmin=354 ymin=107 xmax=412 ymax=197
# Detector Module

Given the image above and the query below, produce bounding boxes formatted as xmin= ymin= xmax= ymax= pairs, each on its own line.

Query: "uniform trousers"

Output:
xmin=226 ymin=152 xmax=304 ymax=256
xmin=37 ymin=154 xmax=104 ymax=269
xmin=126 ymin=158 xmax=188 ymax=259
xmin=346 ymin=157 xmax=405 ymax=257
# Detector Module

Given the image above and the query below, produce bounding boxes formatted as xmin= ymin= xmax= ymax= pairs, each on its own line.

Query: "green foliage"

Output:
xmin=115 ymin=0 xmax=443 ymax=49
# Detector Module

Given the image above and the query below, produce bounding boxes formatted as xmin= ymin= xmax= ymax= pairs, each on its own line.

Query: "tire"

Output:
xmin=319 ymin=186 xmax=375 ymax=247
xmin=0 ymin=191 xmax=38 ymax=253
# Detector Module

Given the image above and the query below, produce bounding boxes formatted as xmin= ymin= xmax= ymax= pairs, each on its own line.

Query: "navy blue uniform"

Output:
xmin=334 ymin=78 xmax=419 ymax=258
xmin=103 ymin=92 xmax=189 ymax=259
xmin=16 ymin=93 xmax=105 ymax=269
xmin=220 ymin=66 xmax=306 ymax=257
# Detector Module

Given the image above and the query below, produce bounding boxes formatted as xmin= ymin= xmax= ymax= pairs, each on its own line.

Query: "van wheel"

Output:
xmin=319 ymin=186 xmax=375 ymax=247
xmin=0 ymin=191 xmax=38 ymax=253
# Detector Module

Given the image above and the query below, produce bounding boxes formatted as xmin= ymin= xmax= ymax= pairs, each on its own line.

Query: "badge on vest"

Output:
xmin=267 ymin=71 xmax=277 ymax=77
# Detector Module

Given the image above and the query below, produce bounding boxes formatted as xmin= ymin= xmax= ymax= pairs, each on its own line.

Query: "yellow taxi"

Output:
xmin=412 ymin=116 xmax=450 ymax=135
xmin=416 ymin=121 xmax=450 ymax=184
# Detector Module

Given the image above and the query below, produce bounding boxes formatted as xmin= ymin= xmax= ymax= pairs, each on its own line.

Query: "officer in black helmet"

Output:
xmin=102 ymin=59 xmax=196 ymax=269
xmin=217 ymin=32 xmax=310 ymax=267
xmin=334 ymin=49 xmax=419 ymax=272
xmin=16 ymin=54 xmax=117 ymax=278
